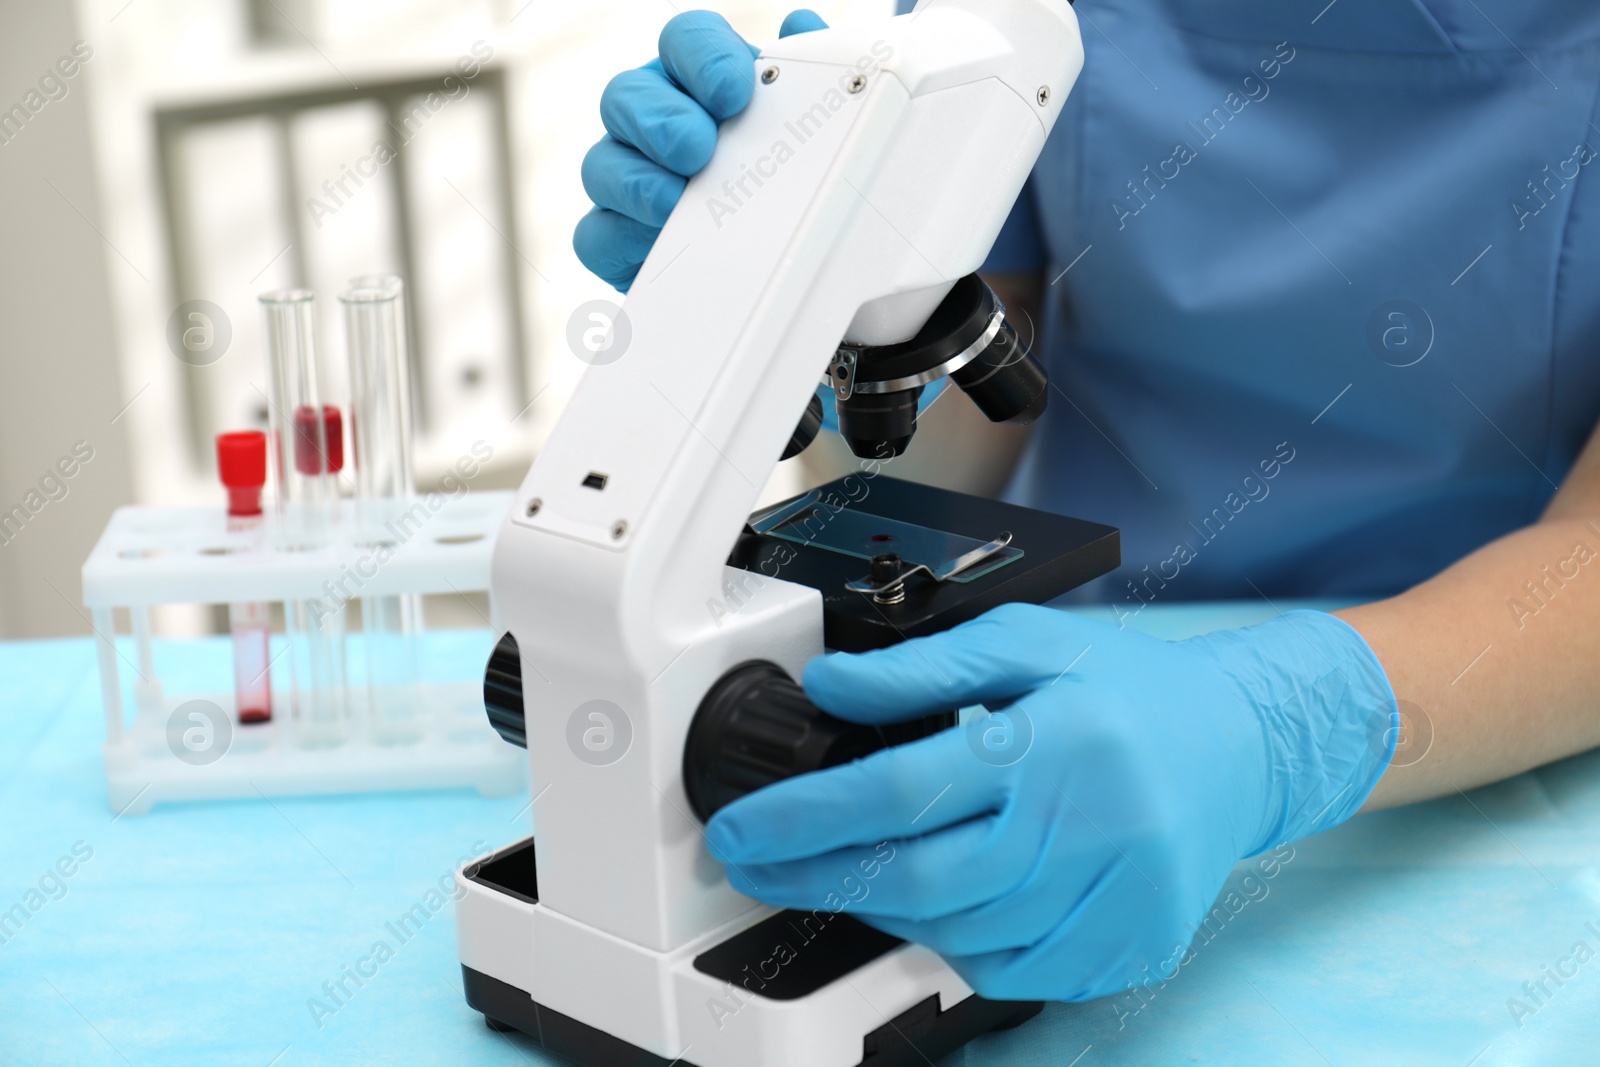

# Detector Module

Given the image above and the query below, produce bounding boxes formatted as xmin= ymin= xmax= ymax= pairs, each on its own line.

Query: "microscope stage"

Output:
xmin=730 ymin=474 xmax=1120 ymax=652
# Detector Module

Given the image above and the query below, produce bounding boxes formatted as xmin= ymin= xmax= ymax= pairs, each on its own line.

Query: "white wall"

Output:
xmin=0 ymin=2 xmax=136 ymax=640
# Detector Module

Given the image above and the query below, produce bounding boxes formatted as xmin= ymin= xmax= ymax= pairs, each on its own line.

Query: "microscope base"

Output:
xmin=456 ymin=837 xmax=1042 ymax=1067
xmin=463 ymin=964 xmax=1041 ymax=1067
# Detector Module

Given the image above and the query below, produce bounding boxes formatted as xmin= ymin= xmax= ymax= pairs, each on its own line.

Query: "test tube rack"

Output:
xmin=81 ymin=490 xmax=525 ymax=815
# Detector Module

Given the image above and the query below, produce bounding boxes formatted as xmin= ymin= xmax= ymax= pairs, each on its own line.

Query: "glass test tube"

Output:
xmin=341 ymin=276 xmax=422 ymax=744
xmin=217 ymin=431 xmax=273 ymax=724
xmin=260 ymin=289 xmax=349 ymax=748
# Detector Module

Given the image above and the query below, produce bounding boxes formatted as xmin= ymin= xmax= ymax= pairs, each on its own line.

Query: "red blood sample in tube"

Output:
xmin=217 ymin=431 xmax=274 ymax=724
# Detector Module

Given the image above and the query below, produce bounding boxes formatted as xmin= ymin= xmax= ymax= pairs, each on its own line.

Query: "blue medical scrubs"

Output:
xmin=904 ymin=0 xmax=1600 ymax=606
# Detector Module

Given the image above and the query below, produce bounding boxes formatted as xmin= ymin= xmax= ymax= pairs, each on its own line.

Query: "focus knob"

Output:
xmin=683 ymin=662 xmax=882 ymax=822
xmin=683 ymin=661 xmax=956 ymax=822
xmin=483 ymin=632 xmax=526 ymax=748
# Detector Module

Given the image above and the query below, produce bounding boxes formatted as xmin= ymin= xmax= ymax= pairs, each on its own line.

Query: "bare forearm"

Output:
xmin=1341 ymin=506 xmax=1600 ymax=810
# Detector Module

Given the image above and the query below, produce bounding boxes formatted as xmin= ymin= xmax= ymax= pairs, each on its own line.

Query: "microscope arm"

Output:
xmin=490 ymin=0 xmax=1082 ymax=960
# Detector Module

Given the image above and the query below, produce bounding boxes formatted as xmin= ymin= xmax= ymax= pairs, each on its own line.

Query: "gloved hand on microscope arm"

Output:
xmin=574 ymin=8 xmax=1600 ymax=1004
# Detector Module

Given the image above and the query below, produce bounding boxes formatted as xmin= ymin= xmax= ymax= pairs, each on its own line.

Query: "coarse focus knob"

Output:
xmin=683 ymin=660 xmax=957 ymax=822
xmin=484 ymin=632 xmax=526 ymax=748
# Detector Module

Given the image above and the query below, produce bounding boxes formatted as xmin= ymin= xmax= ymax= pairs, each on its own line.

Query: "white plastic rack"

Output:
xmin=81 ymin=490 xmax=524 ymax=815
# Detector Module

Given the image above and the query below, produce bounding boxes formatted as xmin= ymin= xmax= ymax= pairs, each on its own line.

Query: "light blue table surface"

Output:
xmin=3 ymin=603 xmax=1598 ymax=1066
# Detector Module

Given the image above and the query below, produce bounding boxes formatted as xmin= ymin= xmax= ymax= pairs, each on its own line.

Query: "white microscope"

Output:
xmin=455 ymin=3 xmax=1120 ymax=1064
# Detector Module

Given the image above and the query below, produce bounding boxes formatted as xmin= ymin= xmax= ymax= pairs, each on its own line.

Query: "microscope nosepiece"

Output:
xmin=829 ymin=273 xmax=1047 ymax=460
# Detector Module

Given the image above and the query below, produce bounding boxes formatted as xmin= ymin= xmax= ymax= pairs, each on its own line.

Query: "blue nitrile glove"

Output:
xmin=704 ymin=603 xmax=1398 ymax=1001
xmin=575 ymin=9 xmax=828 ymax=290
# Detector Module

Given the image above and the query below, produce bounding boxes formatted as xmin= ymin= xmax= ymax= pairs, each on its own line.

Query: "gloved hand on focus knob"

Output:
xmin=575 ymin=9 xmax=828 ymax=290
xmin=704 ymin=603 xmax=1398 ymax=1001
